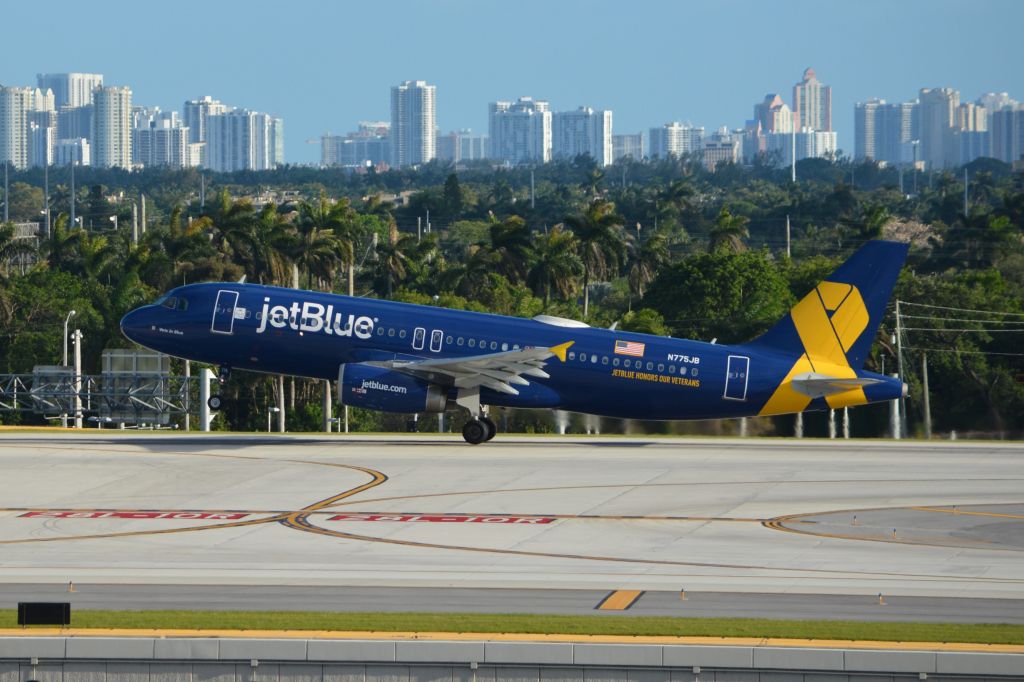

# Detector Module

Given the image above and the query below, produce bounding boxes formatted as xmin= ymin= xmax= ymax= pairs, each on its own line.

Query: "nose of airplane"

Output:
xmin=120 ymin=306 xmax=151 ymax=345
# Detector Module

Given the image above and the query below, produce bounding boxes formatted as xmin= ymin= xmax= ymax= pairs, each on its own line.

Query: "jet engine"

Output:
xmin=338 ymin=364 xmax=448 ymax=413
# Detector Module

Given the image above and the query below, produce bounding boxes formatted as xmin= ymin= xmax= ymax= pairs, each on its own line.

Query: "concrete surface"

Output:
xmin=0 ymin=435 xmax=1021 ymax=613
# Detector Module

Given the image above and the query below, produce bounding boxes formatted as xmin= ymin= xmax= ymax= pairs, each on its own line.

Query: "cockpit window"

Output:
xmin=176 ymin=298 xmax=188 ymax=311
xmin=161 ymin=297 xmax=178 ymax=309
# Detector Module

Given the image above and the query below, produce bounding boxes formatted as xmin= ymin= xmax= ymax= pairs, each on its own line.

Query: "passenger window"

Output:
xmin=377 ymin=327 xmax=384 ymax=335
xmin=469 ymin=339 xmax=476 ymax=348
xmin=646 ymin=362 xmax=653 ymax=370
xmin=602 ymin=356 xmax=608 ymax=365
xmin=502 ymin=343 xmax=508 ymax=351
xmin=388 ymin=328 xmax=395 ymax=337
xmin=399 ymin=329 xmax=407 ymax=339
xmin=657 ymin=363 xmax=665 ymax=372
xmin=256 ymin=312 xmax=262 ymax=319
xmin=692 ymin=368 xmax=699 ymax=377
xmin=513 ymin=344 xmax=520 ymax=350
xmin=490 ymin=341 xmax=497 ymax=350
xmin=669 ymin=365 xmax=675 ymax=374
xmin=446 ymin=335 xmax=453 ymax=344
xmin=624 ymin=359 xmax=631 ymax=368
xmin=479 ymin=339 xmax=485 ymax=347
xmin=613 ymin=358 xmax=620 ymax=367
xmin=568 ymin=351 xmax=576 ymax=360
xmin=457 ymin=337 xmax=464 ymax=346
xmin=591 ymin=355 xmax=597 ymax=363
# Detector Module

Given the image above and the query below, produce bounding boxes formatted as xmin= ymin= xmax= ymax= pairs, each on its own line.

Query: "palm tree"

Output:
xmin=564 ymin=199 xmax=630 ymax=318
xmin=205 ymin=189 xmax=258 ymax=262
xmin=375 ymin=223 xmax=418 ymax=297
xmin=628 ymin=230 xmax=669 ymax=299
xmin=330 ymin=199 xmax=365 ymax=296
xmin=250 ymin=204 xmax=295 ymax=286
xmin=43 ymin=213 xmax=85 ymax=272
xmin=488 ymin=214 xmax=533 ymax=284
xmin=527 ymin=225 xmax=582 ymax=308
xmin=708 ymin=207 xmax=749 ymax=253
xmin=294 ymin=195 xmax=346 ymax=290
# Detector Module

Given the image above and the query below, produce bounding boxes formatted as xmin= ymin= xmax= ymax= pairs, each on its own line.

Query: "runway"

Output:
xmin=0 ymin=434 xmax=1022 ymax=621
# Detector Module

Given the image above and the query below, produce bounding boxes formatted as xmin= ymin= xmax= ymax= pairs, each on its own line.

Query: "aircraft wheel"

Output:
xmin=480 ymin=416 xmax=497 ymax=441
xmin=462 ymin=419 xmax=488 ymax=445
xmin=207 ymin=395 xmax=223 ymax=411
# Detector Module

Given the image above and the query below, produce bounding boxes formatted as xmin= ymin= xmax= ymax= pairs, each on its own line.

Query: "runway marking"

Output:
xmin=911 ymin=506 xmax=1024 ymax=520
xmin=596 ymin=590 xmax=644 ymax=610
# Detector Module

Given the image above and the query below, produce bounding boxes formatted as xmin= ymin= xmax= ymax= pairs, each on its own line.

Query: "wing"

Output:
xmin=791 ymin=372 xmax=883 ymax=399
xmin=386 ymin=341 xmax=574 ymax=396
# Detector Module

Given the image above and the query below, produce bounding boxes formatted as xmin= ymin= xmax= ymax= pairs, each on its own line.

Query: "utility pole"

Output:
xmin=277 ymin=374 xmax=286 ymax=432
xmin=72 ymin=329 xmax=83 ymax=429
xmin=963 ymin=168 xmax=969 ymax=218
xmin=922 ymin=352 xmax=932 ymax=439
xmin=530 ymin=169 xmax=536 ymax=209
xmin=425 ymin=209 xmax=430 ymax=233
xmin=2 ymin=161 xmax=7 ymax=222
xmin=69 ymin=161 xmax=75 ymax=228
xmin=200 ymin=174 xmax=206 ymax=209
xmin=785 ymin=215 xmax=791 ymax=258
xmin=790 ymin=123 xmax=796 ymax=183
xmin=184 ymin=360 xmax=191 ymax=431
xmin=322 ymin=380 xmax=332 ymax=433
xmin=43 ymin=162 xmax=50 ymax=238
xmin=140 ymin=194 xmax=147 ymax=235
xmin=417 ymin=216 xmax=422 ymax=243
xmin=895 ymin=300 xmax=906 ymax=438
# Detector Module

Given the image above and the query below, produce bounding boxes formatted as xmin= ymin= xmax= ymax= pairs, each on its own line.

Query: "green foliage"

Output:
xmin=642 ymin=251 xmax=793 ymax=344
xmin=620 ymin=309 xmax=669 ymax=336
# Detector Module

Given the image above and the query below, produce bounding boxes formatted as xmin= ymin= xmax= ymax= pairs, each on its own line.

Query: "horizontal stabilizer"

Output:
xmin=791 ymin=373 xmax=883 ymax=399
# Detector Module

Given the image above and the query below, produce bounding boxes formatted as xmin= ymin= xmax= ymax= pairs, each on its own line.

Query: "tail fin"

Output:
xmin=750 ymin=240 xmax=908 ymax=370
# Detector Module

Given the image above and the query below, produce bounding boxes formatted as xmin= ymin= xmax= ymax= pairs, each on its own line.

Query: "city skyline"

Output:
xmin=0 ymin=0 xmax=1020 ymax=164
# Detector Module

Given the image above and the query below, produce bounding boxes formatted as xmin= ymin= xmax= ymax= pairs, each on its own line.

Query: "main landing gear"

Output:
xmin=462 ymin=415 xmax=497 ymax=445
xmin=208 ymin=365 xmax=231 ymax=411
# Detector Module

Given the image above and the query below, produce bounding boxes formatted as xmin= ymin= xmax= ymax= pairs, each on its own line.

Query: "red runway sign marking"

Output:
xmin=19 ymin=511 xmax=249 ymax=520
xmin=326 ymin=514 xmax=555 ymax=524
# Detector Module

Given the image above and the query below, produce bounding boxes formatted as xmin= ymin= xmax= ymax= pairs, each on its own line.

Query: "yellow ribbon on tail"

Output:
xmin=759 ymin=281 xmax=871 ymax=416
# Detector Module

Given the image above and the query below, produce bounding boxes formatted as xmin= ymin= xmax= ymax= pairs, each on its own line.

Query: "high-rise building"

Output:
xmin=205 ymin=109 xmax=281 ymax=172
xmin=28 ymin=123 xmax=55 ymax=167
xmin=649 ymin=122 xmax=704 ymax=158
xmin=792 ymin=67 xmax=832 ymax=131
xmin=854 ymin=98 xmax=884 ymax=160
xmin=133 ymin=117 xmax=191 ymax=168
xmin=436 ymin=129 xmax=488 ymax=163
xmin=754 ymin=94 xmax=795 ymax=134
xmin=54 ymin=138 xmax=90 ymax=166
xmin=0 ymin=86 xmax=34 ymax=169
xmin=183 ymin=96 xmax=229 ymax=144
xmin=702 ymin=128 xmax=741 ymax=171
xmin=489 ymin=97 xmax=552 ymax=164
xmin=919 ymin=87 xmax=959 ymax=169
xmin=390 ymin=80 xmax=436 ymax=167
xmin=321 ymin=122 xmax=391 ymax=167
xmin=92 ymin=86 xmax=133 ymax=168
xmin=765 ymin=128 xmax=838 ymax=167
xmin=36 ymin=73 xmax=103 ymax=109
xmin=991 ymin=105 xmax=1024 ymax=164
xmin=612 ymin=133 xmax=644 ymax=161
xmin=57 ymin=104 xmax=93 ymax=141
xmin=552 ymin=106 xmax=613 ymax=166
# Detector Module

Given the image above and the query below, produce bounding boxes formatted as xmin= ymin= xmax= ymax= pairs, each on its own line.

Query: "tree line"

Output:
xmin=1 ymin=153 xmax=1022 ymax=437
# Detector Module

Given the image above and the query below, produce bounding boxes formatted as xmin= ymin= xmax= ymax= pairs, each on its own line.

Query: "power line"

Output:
xmin=897 ymin=301 xmax=1024 ymax=317
xmin=903 ymin=346 xmax=1024 ymax=358
xmin=900 ymin=315 xmax=1024 ymax=325
xmin=902 ymin=327 xmax=1024 ymax=333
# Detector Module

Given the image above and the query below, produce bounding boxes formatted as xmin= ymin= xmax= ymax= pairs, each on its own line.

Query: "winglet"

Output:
xmin=549 ymin=341 xmax=575 ymax=362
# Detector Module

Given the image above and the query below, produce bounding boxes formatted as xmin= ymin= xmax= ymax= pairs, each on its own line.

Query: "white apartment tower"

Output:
xmin=552 ymin=106 xmax=613 ymax=166
xmin=390 ymin=80 xmax=436 ymax=167
xmin=0 ymin=87 xmax=35 ymax=169
xmin=183 ymin=96 xmax=228 ymax=144
xmin=36 ymin=73 xmax=103 ymax=109
xmin=92 ymin=86 xmax=133 ymax=168
xmin=489 ymin=97 xmax=552 ymax=164
xmin=649 ymin=122 xmax=704 ymax=158
xmin=793 ymin=68 xmax=832 ymax=131
xmin=205 ymin=110 xmax=280 ymax=172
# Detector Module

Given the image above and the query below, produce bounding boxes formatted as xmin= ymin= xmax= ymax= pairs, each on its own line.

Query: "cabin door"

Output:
xmin=211 ymin=290 xmax=239 ymax=335
xmin=723 ymin=355 xmax=749 ymax=401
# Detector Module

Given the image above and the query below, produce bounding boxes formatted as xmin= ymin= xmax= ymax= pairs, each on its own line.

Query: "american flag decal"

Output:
xmin=614 ymin=340 xmax=645 ymax=357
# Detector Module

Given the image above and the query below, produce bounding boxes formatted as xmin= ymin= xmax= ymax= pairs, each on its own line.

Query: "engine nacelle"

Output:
xmin=338 ymin=364 xmax=448 ymax=413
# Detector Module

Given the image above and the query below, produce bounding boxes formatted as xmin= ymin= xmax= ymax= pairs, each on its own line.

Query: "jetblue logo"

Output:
xmin=256 ymin=297 xmax=375 ymax=339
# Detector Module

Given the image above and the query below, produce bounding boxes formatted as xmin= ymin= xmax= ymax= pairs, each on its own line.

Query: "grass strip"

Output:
xmin=2 ymin=610 xmax=1023 ymax=644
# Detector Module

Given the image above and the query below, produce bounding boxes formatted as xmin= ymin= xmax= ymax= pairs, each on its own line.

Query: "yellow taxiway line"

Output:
xmin=595 ymin=590 xmax=645 ymax=610
xmin=0 ymin=629 xmax=1021 ymax=653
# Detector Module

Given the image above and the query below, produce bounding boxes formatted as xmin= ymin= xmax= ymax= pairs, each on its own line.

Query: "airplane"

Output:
xmin=120 ymin=240 xmax=909 ymax=444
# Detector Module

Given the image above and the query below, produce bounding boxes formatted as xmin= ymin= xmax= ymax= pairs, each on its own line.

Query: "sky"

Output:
xmin=2 ymin=0 xmax=1022 ymax=164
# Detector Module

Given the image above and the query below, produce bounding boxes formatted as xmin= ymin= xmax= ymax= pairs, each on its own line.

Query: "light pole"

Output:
xmin=63 ymin=310 xmax=76 ymax=366
xmin=109 ymin=215 xmax=118 ymax=231
xmin=267 ymin=406 xmax=280 ymax=432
